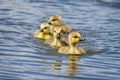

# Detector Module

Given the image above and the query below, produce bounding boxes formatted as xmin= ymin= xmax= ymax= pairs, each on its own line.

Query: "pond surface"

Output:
xmin=0 ymin=0 xmax=120 ymax=80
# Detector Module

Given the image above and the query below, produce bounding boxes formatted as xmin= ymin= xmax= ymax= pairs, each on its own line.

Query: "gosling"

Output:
xmin=33 ymin=22 xmax=52 ymax=40
xmin=45 ymin=27 xmax=68 ymax=48
xmin=48 ymin=15 xmax=72 ymax=34
xmin=58 ymin=32 xmax=86 ymax=54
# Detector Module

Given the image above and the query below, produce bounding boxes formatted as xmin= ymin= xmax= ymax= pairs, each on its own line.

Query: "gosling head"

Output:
xmin=48 ymin=15 xmax=62 ymax=26
xmin=40 ymin=22 xmax=50 ymax=34
xmin=53 ymin=27 xmax=63 ymax=39
xmin=69 ymin=32 xmax=85 ymax=45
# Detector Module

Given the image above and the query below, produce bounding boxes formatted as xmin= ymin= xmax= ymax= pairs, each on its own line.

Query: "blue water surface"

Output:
xmin=0 ymin=0 xmax=120 ymax=80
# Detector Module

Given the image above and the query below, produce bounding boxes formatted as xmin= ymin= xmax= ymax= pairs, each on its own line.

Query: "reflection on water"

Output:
xmin=50 ymin=54 xmax=110 ymax=79
xmin=66 ymin=55 xmax=79 ymax=77
xmin=52 ymin=55 xmax=81 ymax=77
xmin=52 ymin=60 xmax=61 ymax=71
xmin=0 ymin=0 xmax=120 ymax=80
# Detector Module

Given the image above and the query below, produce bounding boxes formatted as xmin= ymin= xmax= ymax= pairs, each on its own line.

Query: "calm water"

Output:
xmin=0 ymin=0 xmax=120 ymax=80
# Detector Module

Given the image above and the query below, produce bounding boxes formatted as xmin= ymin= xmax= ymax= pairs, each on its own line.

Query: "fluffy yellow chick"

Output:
xmin=48 ymin=15 xmax=72 ymax=34
xmin=58 ymin=32 xmax=85 ymax=54
xmin=45 ymin=27 xmax=68 ymax=48
xmin=34 ymin=22 xmax=52 ymax=40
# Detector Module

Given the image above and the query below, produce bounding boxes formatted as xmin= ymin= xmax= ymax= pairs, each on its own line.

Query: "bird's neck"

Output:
xmin=69 ymin=42 xmax=79 ymax=54
xmin=54 ymin=36 xmax=62 ymax=43
xmin=69 ymin=43 xmax=77 ymax=49
xmin=52 ymin=36 xmax=62 ymax=47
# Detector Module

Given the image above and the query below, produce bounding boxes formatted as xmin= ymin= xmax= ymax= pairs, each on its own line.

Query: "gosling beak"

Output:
xmin=48 ymin=22 xmax=51 ymax=25
xmin=56 ymin=33 xmax=60 ymax=38
xmin=79 ymin=37 xmax=85 ymax=41
xmin=40 ymin=29 xmax=43 ymax=32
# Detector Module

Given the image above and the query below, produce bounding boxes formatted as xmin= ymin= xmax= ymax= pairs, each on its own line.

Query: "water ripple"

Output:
xmin=0 ymin=0 xmax=120 ymax=80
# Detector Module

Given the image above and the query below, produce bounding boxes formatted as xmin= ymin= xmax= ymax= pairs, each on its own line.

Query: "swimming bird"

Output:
xmin=45 ymin=27 xmax=68 ymax=48
xmin=48 ymin=15 xmax=72 ymax=34
xmin=58 ymin=32 xmax=86 ymax=54
xmin=33 ymin=22 xmax=52 ymax=40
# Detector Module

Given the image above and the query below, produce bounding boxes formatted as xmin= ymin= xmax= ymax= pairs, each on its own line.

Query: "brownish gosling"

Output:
xmin=58 ymin=32 xmax=86 ymax=54
xmin=45 ymin=27 xmax=68 ymax=48
xmin=33 ymin=22 xmax=52 ymax=40
xmin=48 ymin=15 xmax=72 ymax=34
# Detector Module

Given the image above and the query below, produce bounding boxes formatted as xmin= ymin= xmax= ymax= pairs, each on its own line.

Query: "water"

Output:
xmin=0 ymin=0 xmax=120 ymax=80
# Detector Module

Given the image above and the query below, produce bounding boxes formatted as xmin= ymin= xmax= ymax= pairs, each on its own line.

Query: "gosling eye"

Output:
xmin=73 ymin=36 xmax=79 ymax=38
xmin=52 ymin=19 xmax=57 ymax=21
xmin=44 ymin=27 xmax=47 ymax=29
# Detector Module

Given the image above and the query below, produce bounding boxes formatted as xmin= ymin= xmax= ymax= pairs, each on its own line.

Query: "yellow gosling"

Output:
xmin=58 ymin=32 xmax=86 ymax=54
xmin=48 ymin=15 xmax=72 ymax=34
xmin=45 ymin=27 xmax=68 ymax=48
xmin=33 ymin=22 xmax=52 ymax=40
